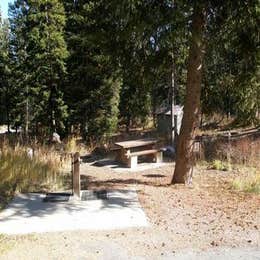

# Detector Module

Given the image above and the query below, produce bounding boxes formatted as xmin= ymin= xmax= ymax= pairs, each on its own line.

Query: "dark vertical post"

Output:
xmin=227 ymin=131 xmax=231 ymax=170
xmin=72 ymin=152 xmax=80 ymax=198
xmin=174 ymin=114 xmax=178 ymax=149
xmin=171 ymin=51 xmax=175 ymax=147
xmin=25 ymin=84 xmax=29 ymax=141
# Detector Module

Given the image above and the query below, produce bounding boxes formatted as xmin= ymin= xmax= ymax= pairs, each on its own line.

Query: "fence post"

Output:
xmin=227 ymin=131 xmax=231 ymax=170
xmin=72 ymin=152 xmax=80 ymax=198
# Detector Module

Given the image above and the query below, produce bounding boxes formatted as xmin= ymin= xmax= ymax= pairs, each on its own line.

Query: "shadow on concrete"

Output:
xmin=81 ymin=154 xmax=98 ymax=163
xmin=0 ymin=187 xmax=149 ymax=234
xmin=0 ymin=193 xmax=85 ymax=221
xmin=91 ymin=159 xmax=127 ymax=169
xmin=0 ymin=188 xmax=143 ymax=222
xmin=99 ymin=189 xmax=140 ymax=210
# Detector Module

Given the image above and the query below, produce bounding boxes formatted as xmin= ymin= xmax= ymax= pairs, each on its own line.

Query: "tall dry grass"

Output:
xmin=199 ymin=131 xmax=260 ymax=194
xmin=232 ymin=168 xmax=260 ymax=194
xmin=0 ymin=141 xmax=71 ymax=209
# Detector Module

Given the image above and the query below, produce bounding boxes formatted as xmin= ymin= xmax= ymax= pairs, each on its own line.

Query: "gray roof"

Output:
xmin=156 ymin=105 xmax=183 ymax=115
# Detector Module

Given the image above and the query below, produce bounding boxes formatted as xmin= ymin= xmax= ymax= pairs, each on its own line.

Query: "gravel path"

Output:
xmin=0 ymin=160 xmax=259 ymax=259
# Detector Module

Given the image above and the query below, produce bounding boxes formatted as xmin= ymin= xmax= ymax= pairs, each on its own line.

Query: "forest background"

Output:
xmin=0 ymin=0 xmax=258 ymax=141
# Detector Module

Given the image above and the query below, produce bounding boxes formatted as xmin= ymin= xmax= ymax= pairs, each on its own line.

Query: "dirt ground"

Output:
xmin=0 ymin=160 xmax=259 ymax=259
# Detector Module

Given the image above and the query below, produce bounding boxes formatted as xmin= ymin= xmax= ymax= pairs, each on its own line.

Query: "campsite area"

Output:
xmin=1 ymin=154 xmax=259 ymax=259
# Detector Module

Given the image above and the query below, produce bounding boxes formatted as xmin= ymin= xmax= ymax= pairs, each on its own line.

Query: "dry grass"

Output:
xmin=0 ymin=142 xmax=71 ymax=210
xmin=230 ymin=137 xmax=260 ymax=167
xmin=0 ymin=234 xmax=13 ymax=256
xmin=204 ymin=158 xmax=260 ymax=194
xmin=232 ymin=167 xmax=260 ymax=194
xmin=201 ymin=131 xmax=260 ymax=168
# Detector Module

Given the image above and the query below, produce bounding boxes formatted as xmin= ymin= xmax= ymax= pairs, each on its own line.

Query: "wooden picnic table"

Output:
xmin=115 ymin=138 xmax=158 ymax=149
xmin=115 ymin=138 xmax=162 ymax=168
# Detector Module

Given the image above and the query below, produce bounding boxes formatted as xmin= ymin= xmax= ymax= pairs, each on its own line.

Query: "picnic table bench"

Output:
xmin=115 ymin=138 xmax=163 ymax=168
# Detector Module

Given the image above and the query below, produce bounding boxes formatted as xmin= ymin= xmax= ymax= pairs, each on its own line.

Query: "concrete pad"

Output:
xmin=88 ymin=158 xmax=172 ymax=172
xmin=0 ymin=188 xmax=149 ymax=235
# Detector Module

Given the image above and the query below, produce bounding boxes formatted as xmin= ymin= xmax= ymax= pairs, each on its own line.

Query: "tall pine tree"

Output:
xmin=8 ymin=0 xmax=31 ymax=134
xmin=0 ymin=10 xmax=11 ymax=129
xmin=26 ymin=0 xmax=68 ymax=135
xmin=63 ymin=0 xmax=122 ymax=139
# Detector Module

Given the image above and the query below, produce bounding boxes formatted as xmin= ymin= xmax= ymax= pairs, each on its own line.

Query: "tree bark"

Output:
xmin=172 ymin=4 xmax=206 ymax=184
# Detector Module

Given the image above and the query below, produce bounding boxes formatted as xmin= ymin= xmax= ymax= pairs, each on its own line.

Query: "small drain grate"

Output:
xmin=80 ymin=190 xmax=108 ymax=201
xmin=43 ymin=192 xmax=71 ymax=202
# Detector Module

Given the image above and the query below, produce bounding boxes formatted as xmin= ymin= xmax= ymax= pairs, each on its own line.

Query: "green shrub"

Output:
xmin=211 ymin=160 xmax=231 ymax=171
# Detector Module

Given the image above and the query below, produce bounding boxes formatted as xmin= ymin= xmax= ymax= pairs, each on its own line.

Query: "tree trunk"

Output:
xmin=172 ymin=4 xmax=206 ymax=184
xmin=5 ymin=86 xmax=10 ymax=133
xmin=171 ymin=51 xmax=175 ymax=147
xmin=25 ymin=86 xmax=29 ymax=141
xmin=126 ymin=113 xmax=131 ymax=133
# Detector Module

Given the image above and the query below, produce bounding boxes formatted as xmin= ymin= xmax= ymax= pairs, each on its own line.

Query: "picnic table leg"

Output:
xmin=155 ymin=151 xmax=163 ymax=163
xmin=128 ymin=155 xmax=137 ymax=168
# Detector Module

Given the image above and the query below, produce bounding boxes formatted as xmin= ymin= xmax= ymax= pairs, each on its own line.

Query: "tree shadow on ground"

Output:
xmin=142 ymin=174 xmax=166 ymax=178
xmin=91 ymin=159 xmax=127 ymax=169
xmin=86 ymin=176 xmax=171 ymax=189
